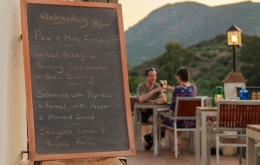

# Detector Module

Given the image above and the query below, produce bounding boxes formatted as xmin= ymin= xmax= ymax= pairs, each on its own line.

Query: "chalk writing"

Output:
xmin=84 ymin=35 xmax=109 ymax=44
xmin=35 ymin=49 xmax=59 ymax=58
xmin=93 ymin=19 xmax=111 ymax=29
xmin=86 ymin=65 xmax=107 ymax=70
xmin=46 ymin=101 xmax=67 ymax=110
xmin=48 ymin=113 xmax=72 ymax=120
xmin=40 ymin=12 xmax=88 ymax=28
xmin=63 ymin=51 xmax=97 ymax=61
xmin=44 ymin=142 xmax=70 ymax=150
xmin=76 ymin=113 xmax=94 ymax=120
xmin=75 ymin=138 xmax=97 ymax=146
xmin=36 ymin=90 xmax=69 ymax=98
xmin=33 ymin=30 xmax=109 ymax=45
xmin=89 ymin=102 xmax=111 ymax=111
xmin=77 ymin=128 xmax=97 ymax=134
xmin=39 ymin=128 xmax=74 ymax=139
xmin=69 ymin=63 xmax=107 ymax=72
xmin=65 ymin=74 xmax=93 ymax=83
xmin=45 ymin=74 xmax=61 ymax=80
xmin=71 ymin=93 xmax=84 ymax=98
xmin=69 ymin=64 xmax=84 ymax=72
xmin=34 ymin=30 xmax=53 ymax=41
xmin=36 ymin=62 xmax=63 ymax=73
xmin=65 ymin=35 xmax=81 ymax=42
xmin=71 ymin=103 xmax=87 ymax=109
xmin=87 ymin=90 xmax=111 ymax=100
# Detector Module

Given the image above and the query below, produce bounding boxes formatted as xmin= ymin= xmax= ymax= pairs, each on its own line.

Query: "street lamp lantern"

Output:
xmin=226 ymin=25 xmax=242 ymax=72
xmin=227 ymin=25 xmax=242 ymax=47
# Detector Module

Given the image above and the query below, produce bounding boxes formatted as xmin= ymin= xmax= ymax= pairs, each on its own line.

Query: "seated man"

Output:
xmin=136 ymin=67 xmax=166 ymax=150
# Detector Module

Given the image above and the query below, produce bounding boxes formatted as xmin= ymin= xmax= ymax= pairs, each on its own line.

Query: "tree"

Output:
xmin=128 ymin=76 xmax=142 ymax=95
xmin=238 ymin=36 xmax=260 ymax=85
xmin=154 ymin=41 xmax=195 ymax=86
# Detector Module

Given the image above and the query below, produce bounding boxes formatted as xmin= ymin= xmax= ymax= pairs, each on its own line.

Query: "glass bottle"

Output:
xmin=252 ymin=91 xmax=256 ymax=100
xmin=239 ymin=84 xmax=248 ymax=100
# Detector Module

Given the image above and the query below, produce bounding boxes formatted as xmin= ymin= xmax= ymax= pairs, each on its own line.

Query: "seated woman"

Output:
xmin=164 ymin=67 xmax=197 ymax=154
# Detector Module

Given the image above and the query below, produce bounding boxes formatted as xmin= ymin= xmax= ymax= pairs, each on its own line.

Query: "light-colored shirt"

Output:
xmin=136 ymin=83 xmax=162 ymax=102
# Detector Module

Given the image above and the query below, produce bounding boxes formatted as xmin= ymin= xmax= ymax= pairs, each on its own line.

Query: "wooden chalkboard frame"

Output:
xmin=20 ymin=0 xmax=135 ymax=160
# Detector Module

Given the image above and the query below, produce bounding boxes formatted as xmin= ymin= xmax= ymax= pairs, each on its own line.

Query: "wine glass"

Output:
xmin=159 ymin=80 xmax=167 ymax=91
xmin=163 ymin=80 xmax=167 ymax=89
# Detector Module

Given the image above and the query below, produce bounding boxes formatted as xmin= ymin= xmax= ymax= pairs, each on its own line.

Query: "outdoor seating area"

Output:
xmin=130 ymin=97 xmax=260 ymax=165
xmin=3 ymin=0 xmax=260 ymax=165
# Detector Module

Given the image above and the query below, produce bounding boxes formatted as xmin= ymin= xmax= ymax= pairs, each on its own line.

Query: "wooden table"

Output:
xmin=246 ymin=125 xmax=260 ymax=165
xmin=133 ymin=102 xmax=169 ymax=155
xmin=196 ymin=107 xmax=217 ymax=165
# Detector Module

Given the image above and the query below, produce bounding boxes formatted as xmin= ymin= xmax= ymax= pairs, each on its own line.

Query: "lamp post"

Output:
xmin=226 ymin=25 xmax=242 ymax=72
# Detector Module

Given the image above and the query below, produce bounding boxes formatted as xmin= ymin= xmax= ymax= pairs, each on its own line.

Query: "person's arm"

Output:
xmin=169 ymin=87 xmax=179 ymax=110
xmin=150 ymin=92 xmax=166 ymax=103
xmin=166 ymin=85 xmax=175 ymax=92
xmin=137 ymin=85 xmax=163 ymax=103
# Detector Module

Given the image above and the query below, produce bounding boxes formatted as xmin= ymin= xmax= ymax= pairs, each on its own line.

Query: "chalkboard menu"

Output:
xmin=20 ymin=0 xmax=135 ymax=161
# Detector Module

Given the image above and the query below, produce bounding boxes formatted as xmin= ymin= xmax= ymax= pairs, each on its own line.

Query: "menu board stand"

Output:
xmin=20 ymin=0 xmax=135 ymax=161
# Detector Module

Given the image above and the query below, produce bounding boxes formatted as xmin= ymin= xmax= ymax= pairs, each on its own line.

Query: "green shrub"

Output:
xmin=191 ymin=62 xmax=197 ymax=68
xmin=200 ymin=51 xmax=217 ymax=59
xmin=196 ymin=40 xmax=208 ymax=48
xmin=200 ymin=66 xmax=208 ymax=73
xmin=200 ymin=51 xmax=208 ymax=57
xmin=207 ymin=53 xmax=217 ymax=59
xmin=227 ymin=48 xmax=232 ymax=53
xmin=217 ymin=56 xmax=232 ymax=66
xmin=194 ymin=56 xmax=201 ymax=62
xmin=218 ymin=46 xmax=227 ymax=52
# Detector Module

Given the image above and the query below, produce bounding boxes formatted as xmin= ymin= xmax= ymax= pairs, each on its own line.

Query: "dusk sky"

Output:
xmin=120 ymin=0 xmax=260 ymax=30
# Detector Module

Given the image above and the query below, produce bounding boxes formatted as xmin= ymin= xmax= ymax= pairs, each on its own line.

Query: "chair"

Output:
xmin=130 ymin=96 xmax=152 ymax=151
xmin=130 ymin=96 xmax=138 ymax=114
xmin=158 ymin=96 xmax=207 ymax=158
xmin=215 ymin=100 xmax=260 ymax=165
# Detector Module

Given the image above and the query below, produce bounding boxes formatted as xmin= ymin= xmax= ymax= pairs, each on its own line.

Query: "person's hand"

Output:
xmin=155 ymin=86 xmax=164 ymax=92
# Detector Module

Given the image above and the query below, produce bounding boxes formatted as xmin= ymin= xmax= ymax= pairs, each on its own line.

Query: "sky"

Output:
xmin=120 ymin=0 xmax=260 ymax=30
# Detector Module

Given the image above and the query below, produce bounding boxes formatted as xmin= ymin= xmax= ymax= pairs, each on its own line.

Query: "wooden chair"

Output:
xmin=215 ymin=100 xmax=260 ymax=165
xmin=130 ymin=96 xmax=138 ymax=115
xmin=130 ymin=96 xmax=150 ymax=151
xmin=158 ymin=96 xmax=207 ymax=158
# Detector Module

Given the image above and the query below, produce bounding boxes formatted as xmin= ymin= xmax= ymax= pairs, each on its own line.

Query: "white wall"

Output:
xmin=224 ymin=82 xmax=243 ymax=99
xmin=0 ymin=1 xmax=27 ymax=165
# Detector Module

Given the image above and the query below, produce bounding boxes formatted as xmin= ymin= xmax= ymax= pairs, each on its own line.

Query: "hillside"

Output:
xmin=125 ymin=1 xmax=260 ymax=66
xmin=128 ymin=34 xmax=251 ymax=96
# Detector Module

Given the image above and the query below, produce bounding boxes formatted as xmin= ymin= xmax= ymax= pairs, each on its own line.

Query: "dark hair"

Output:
xmin=144 ymin=68 xmax=156 ymax=76
xmin=176 ymin=67 xmax=190 ymax=82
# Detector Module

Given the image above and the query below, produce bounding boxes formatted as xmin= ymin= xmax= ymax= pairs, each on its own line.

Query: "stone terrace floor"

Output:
xmin=126 ymin=148 xmax=246 ymax=165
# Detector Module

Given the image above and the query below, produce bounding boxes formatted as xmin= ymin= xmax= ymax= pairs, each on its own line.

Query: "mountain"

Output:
xmin=125 ymin=1 xmax=260 ymax=66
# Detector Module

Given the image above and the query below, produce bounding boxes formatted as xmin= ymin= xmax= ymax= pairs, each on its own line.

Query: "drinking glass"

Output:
xmin=159 ymin=80 xmax=167 ymax=91
xmin=206 ymin=97 xmax=212 ymax=107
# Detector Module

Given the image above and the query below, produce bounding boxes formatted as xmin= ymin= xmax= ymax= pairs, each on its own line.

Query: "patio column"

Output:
xmin=222 ymin=72 xmax=247 ymax=99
